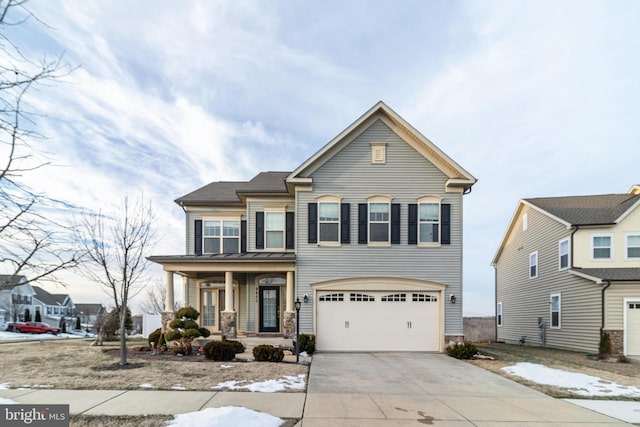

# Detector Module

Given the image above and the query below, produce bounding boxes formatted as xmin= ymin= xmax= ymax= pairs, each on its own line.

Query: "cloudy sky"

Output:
xmin=4 ymin=0 xmax=639 ymax=316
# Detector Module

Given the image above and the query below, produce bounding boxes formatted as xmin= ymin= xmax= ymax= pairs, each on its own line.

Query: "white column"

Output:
xmin=286 ymin=271 xmax=294 ymax=312
xmin=224 ymin=271 xmax=234 ymax=312
xmin=165 ymin=271 xmax=175 ymax=312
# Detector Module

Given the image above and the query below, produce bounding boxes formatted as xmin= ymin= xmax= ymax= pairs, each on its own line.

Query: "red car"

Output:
xmin=15 ymin=322 xmax=61 ymax=335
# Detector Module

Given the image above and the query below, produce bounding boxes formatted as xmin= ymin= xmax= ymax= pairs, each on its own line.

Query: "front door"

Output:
xmin=259 ymin=286 xmax=280 ymax=333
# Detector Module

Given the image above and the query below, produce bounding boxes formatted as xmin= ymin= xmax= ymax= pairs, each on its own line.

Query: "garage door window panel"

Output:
xmin=412 ymin=293 xmax=437 ymax=302
xmin=381 ymin=293 xmax=406 ymax=302
xmin=319 ymin=293 xmax=344 ymax=302
xmin=350 ymin=293 xmax=375 ymax=302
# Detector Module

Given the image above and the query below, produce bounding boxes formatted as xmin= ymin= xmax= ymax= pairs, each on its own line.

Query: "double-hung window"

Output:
xmin=203 ymin=220 xmax=240 ymax=254
xmin=592 ymin=234 xmax=613 ymax=260
xmin=369 ymin=202 xmax=390 ymax=243
xmin=626 ymin=234 xmax=640 ymax=259
xmin=418 ymin=197 xmax=441 ymax=244
xmin=319 ymin=201 xmax=340 ymax=243
xmin=529 ymin=251 xmax=538 ymax=278
xmin=559 ymin=238 xmax=570 ymax=270
xmin=265 ymin=211 xmax=285 ymax=249
xmin=550 ymin=294 xmax=561 ymax=328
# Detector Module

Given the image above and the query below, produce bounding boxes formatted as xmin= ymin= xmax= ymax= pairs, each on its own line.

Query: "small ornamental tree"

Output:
xmin=165 ymin=306 xmax=210 ymax=355
xmin=75 ymin=316 xmax=81 ymax=330
xmin=24 ymin=308 xmax=31 ymax=322
xmin=35 ymin=310 xmax=42 ymax=322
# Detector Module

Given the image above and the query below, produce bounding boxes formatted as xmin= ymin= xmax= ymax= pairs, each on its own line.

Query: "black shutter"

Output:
xmin=408 ymin=204 xmax=418 ymax=245
xmin=194 ymin=219 xmax=203 ymax=255
xmin=391 ymin=203 xmax=401 ymax=244
xmin=241 ymin=220 xmax=247 ymax=253
xmin=358 ymin=203 xmax=367 ymax=244
xmin=286 ymin=212 xmax=295 ymax=249
xmin=255 ymin=212 xmax=264 ymax=249
xmin=308 ymin=203 xmax=317 ymax=244
xmin=340 ymin=203 xmax=350 ymax=244
xmin=441 ymin=203 xmax=451 ymax=245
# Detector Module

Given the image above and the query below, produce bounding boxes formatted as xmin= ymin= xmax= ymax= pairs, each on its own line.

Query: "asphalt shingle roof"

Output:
xmin=571 ymin=268 xmax=640 ymax=282
xmin=175 ymin=171 xmax=290 ymax=205
xmin=0 ymin=275 xmax=28 ymax=289
xmin=33 ymin=287 xmax=70 ymax=306
xmin=526 ymin=193 xmax=640 ymax=225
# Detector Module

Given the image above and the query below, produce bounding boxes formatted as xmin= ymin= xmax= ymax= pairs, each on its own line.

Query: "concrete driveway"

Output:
xmin=302 ymin=353 xmax=630 ymax=426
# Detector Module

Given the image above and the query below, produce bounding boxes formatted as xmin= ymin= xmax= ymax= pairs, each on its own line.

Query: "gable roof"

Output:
xmin=525 ymin=193 xmax=640 ymax=226
xmin=286 ymin=101 xmax=476 ymax=192
xmin=0 ymin=275 xmax=28 ymax=289
xmin=74 ymin=303 xmax=105 ymax=315
xmin=175 ymin=171 xmax=290 ymax=207
xmin=32 ymin=286 xmax=72 ymax=306
xmin=492 ymin=186 xmax=640 ymax=265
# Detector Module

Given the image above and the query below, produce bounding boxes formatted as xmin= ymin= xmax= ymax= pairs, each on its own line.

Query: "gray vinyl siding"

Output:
xmin=496 ymin=206 xmax=602 ymax=353
xmin=295 ymin=119 xmax=465 ymax=335
xmin=605 ymin=283 xmax=640 ymax=329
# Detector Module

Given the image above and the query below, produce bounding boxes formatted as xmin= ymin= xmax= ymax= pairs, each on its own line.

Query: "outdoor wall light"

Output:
xmin=450 ymin=294 xmax=457 ymax=304
xmin=303 ymin=293 xmax=309 ymax=303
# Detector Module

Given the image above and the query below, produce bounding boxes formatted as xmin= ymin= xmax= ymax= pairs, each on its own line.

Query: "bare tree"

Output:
xmin=0 ymin=0 xmax=79 ymax=287
xmin=77 ymin=196 xmax=155 ymax=365
xmin=139 ymin=279 xmax=181 ymax=314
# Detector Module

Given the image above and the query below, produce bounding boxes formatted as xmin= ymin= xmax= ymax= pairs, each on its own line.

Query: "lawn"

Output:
xmin=469 ymin=342 xmax=640 ymax=400
xmin=0 ymin=338 xmax=308 ymax=392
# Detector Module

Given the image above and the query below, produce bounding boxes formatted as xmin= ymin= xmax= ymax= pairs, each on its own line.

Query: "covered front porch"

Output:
xmin=150 ymin=253 xmax=296 ymax=339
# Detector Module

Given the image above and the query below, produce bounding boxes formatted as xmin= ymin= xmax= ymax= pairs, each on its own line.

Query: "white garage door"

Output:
xmin=316 ymin=290 xmax=440 ymax=352
xmin=626 ymin=301 xmax=640 ymax=356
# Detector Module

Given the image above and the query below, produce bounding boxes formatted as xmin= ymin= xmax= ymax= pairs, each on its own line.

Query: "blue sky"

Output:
xmin=6 ymin=0 xmax=640 ymax=315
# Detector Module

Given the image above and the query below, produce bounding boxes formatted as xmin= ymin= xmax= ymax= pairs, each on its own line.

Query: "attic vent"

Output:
xmin=370 ymin=142 xmax=387 ymax=164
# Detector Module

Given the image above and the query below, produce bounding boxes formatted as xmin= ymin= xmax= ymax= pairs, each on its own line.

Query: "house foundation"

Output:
xmin=603 ymin=329 xmax=624 ymax=355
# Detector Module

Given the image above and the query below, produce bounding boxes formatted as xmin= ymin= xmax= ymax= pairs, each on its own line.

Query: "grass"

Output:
xmin=468 ymin=342 xmax=640 ymax=401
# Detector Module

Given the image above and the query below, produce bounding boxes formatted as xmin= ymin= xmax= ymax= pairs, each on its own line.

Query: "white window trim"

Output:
xmin=317 ymin=195 xmax=342 ymax=246
xmin=367 ymin=195 xmax=392 ymax=247
xmin=591 ymin=233 xmax=614 ymax=261
xmin=529 ymin=251 xmax=538 ymax=279
xmin=624 ymin=232 xmax=640 ymax=260
xmin=550 ymin=293 xmax=561 ymax=329
xmin=264 ymin=209 xmax=286 ymax=251
xmin=202 ymin=217 xmax=241 ymax=255
xmin=558 ymin=238 xmax=570 ymax=270
xmin=417 ymin=195 xmax=442 ymax=247
xmin=497 ymin=302 xmax=503 ymax=327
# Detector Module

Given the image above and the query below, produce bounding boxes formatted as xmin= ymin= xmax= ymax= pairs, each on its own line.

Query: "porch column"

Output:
xmin=221 ymin=271 xmax=237 ymax=338
xmin=283 ymin=270 xmax=296 ymax=338
xmin=161 ymin=271 xmax=175 ymax=333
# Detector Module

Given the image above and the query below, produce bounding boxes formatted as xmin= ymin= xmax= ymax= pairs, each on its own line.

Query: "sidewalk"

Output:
xmin=0 ymin=388 xmax=306 ymax=419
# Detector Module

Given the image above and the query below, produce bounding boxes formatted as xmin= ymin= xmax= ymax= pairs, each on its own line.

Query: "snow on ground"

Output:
xmin=167 ymin=406 xmax=283 ymax=427
xmin=502 ymin=362 xmax=640 ymax=397
xmin=213 ymin=374 xmax=306 ymax=393
xmin=0 ymin=331 xmax=89 ymax=341
xmin=0 ymin=397 xmax=16 ymax=404
xmin=139 ymin=383 xmax=156 ymax=389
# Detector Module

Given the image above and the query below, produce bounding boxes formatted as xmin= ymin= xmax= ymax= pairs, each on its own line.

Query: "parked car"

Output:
xmin=5 ymin=322 xmax=25 ymax=332
xmin=13 ymin=322 xmax=60 ymax=335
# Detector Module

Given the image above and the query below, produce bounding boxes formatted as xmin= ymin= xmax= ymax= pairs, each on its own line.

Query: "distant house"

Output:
xmin=492 ymin=185 xmax=640 ymax=356
xmin=150 ymin=101 xmax=476 ymax=352
xmin=32 ymin=287 xmax=74 ymax=328
xmin=0 ymin=275 xmax=36 ymax=324
xmin=74 ymin=303 xmax=106 ymax=333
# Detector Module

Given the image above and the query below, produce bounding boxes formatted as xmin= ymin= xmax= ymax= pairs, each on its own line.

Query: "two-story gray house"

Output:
xmin=492 ymin=186 xmax=640 ymax=356
xmin=150 ymin=102 xmax=476 ymax=352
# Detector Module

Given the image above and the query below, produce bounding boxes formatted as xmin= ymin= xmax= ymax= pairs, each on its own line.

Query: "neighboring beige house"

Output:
xmin=492 ymin=185 xmax=640 ymax=355
xmin=150 ymin=101 xmax=476 ymax=352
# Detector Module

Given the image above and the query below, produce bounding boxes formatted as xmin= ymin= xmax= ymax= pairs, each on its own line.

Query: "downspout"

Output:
xmin=600 ymin=281 xmax=611 ymax=337
xmin=493 ymin=264 xmax=498 ymax=343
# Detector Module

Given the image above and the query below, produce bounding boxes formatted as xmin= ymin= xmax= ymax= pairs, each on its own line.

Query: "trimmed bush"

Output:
xmin=148 ymin=328 xmax=162 ymax=347
xmin=446 ymin=341 xmax=478 ymax=359
xmin=253 ymin=344 xmax=285 ymax=362
xmin=164 ymin=330 xmax=182 ymax=342
xmin=292 ymin=333 xmax=316 ymax=355
xmin=175 ymin=306 xmax=199 ymax=321
xmin=203 ymin=340 xmax=238 ymax=361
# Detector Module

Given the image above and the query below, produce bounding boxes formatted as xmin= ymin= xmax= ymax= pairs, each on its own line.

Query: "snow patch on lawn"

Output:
xmin=220 ymin=365 xmax=233 ymax=369
xmin=167 ymin=406 xmax=282 ymax=427
xmin=0 ymin=331 xmax=84 ymax=341
xmin=0 ymin=397 xmax=16 ymax=404
xmin=139 ymin=383 xmax=156 ymax=389
xmin=212 ymin=374 xmax=306 ymax=393
xmin=0 ymin=383 xmax=10 ymax=390
xmin=171 ymin=385 xmax=187 ymax=390
xmin=502 ymin=362 xmax=640 ymax=397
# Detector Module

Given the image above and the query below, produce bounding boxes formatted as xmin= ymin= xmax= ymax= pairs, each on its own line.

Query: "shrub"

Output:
xmin=148 ymin=328 xmax=163 ymax=347
xmin=203 ymin=341 xmax=238 ymax=361
xmin=446 ymin=341 xmax=478 ymax=359
xmin=175 ymin=306 xmax=199 ymax=321
xmin=292 ymin=333 xmax=316 ymax=355
xmin=253 ymin=344 xmax=285 ymax=362
xmin=164 ymin=330 xmax=182 ymax=342
xmin=165 ymin=306 xmax=208 ymax=355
